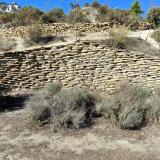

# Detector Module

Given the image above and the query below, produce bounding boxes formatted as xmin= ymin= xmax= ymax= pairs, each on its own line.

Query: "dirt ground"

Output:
xmin=0 ymin=93 xmax=160 ymax=160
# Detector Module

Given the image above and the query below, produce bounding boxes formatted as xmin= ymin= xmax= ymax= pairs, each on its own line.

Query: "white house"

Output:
xmin=0 ymin=2 xmax=20 ymax=14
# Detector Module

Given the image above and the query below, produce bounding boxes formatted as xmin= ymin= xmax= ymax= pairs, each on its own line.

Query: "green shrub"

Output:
xmin=108 ymin=26 xmax=129 ymax=49
xmin=96 ymin=84 xmax=151 ymax=130
xmin=40 ymin=8 xmax=66 ymax=24
xmin=27 ymin=83 xmax=96 ymax=130
xmin=147 ymin=7 xmax=160 ymax=27
xmin=151 ymin=28 xmax=160 ymax=44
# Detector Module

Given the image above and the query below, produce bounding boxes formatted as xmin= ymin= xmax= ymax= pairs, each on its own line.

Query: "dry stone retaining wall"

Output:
xmin=0 ymin=22 xmax=154 ymax=40
xmin=1 ymin=41 xmax=160 ymax=93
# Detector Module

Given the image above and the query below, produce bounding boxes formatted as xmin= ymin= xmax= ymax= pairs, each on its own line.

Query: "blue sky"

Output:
xmin=2 ymin=0 xmax=160 ymax=15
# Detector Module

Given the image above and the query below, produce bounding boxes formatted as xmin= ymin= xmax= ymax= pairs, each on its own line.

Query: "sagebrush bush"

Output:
xmin=96 ymin=84 xmax=151 ymax=130
xmin=145 ymin=87 xmax=160 ymax=122
xmin=26 ymin=25 xmax=42 ymax=44
xmin=26 ymin=25 xmax=60 ymax=45
xmin=109 ymin=26 xmax=129 ymax=49
xmin=151 ymin=28 xmax=160 ymax=44
xmin=27 ymin=83 xmax=96 ymax=130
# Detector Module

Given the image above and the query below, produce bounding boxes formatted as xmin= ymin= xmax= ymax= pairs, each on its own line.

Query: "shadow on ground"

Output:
xmin=0 ymin=94 xmax=28 ymax=112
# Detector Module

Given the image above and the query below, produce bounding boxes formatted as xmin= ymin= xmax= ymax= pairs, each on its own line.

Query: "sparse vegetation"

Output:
xmin=26 ymin=82 xmax=160 ymax=131
xmin=0 ymin=2 xmax=154 ymax=27
xmin=27 ymin=83 xmax=96 ymax=130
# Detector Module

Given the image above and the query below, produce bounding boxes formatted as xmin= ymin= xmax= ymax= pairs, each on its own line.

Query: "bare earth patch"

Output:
xmin=0 ymin=106 xmax=160 ymax=160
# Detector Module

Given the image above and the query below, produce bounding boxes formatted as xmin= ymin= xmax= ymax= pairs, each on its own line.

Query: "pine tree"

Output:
xmin=130 ymin=0 xmax=143 ymax=16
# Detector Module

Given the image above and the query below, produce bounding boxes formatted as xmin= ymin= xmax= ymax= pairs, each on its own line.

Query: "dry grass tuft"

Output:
xmin=109 ymin=26 xmax=129 ymax=49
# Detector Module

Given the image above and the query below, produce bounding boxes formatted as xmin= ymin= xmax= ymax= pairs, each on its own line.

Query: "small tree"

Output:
xmin=130 ymin=0 xmax=143 ymax=17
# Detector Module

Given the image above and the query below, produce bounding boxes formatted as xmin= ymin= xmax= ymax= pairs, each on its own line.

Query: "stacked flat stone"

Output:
xmin=0 ymin=41 xmax=160 ymax=93
xmin=0 ymin=22 xmax=154 ymax=40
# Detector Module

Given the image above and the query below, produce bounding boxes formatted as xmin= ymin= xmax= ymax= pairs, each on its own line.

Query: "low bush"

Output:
xmin=26 ymin=25 xmax=42 ymax=44
xmin=26 ymin=83 xmax=96 ymax=130
xmin=40 ymin=8 xmax=66 ymax=24
xmin=145 ymin=87 xmax=160 ymax=123
xmin=68 ymin=9 xmax=89 ymax=24
xmin=96 ymin=84 xmax=152 ymax=130
xmin=108 ymin=26 xmax=129 ymax=49
xmin=147 ymin=7 xmax=160 ymax=27
xmin=26 ymin=25 xmax=63 ymax=45
xmin=151 ymin=28 xmax=160 ymax=44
